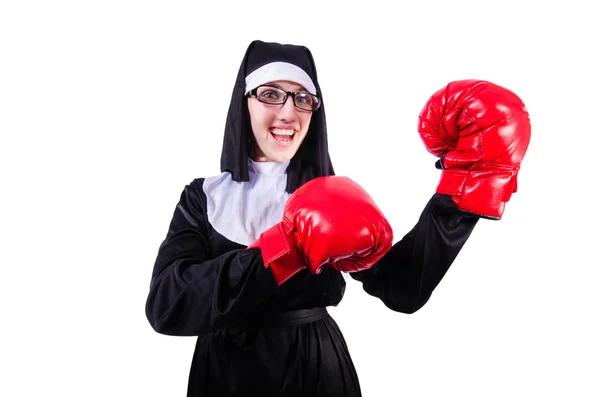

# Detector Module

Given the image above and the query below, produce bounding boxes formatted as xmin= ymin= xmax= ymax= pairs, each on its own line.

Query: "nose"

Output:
xmin=277 ymin=96 xmax=298 ymax=121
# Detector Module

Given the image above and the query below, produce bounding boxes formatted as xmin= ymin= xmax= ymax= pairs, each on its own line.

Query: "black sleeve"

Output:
xmin=145 ymin=180 xmax=279 ymax=337
xmin=350 ymin=193 xmax=479 ymax=314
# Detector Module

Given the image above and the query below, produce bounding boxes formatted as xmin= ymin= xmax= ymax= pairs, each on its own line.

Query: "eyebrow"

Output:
xmin=266 ymin=83 xmax=308 ymax=93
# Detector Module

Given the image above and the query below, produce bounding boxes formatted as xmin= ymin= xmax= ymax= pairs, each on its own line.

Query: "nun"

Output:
xmin=145 ymin=39 xmax=480 ymax=396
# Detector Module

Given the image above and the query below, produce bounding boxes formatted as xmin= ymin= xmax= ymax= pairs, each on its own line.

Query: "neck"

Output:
xmin=247 ymin=157 xmax=289 ymax=175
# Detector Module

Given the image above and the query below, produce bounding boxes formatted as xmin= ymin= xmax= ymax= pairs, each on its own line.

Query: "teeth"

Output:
xmin=271 ymin=128 xmax=295 ymax=136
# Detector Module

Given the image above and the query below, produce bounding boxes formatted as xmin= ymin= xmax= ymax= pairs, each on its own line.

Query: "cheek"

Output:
xmin=300 ymin=114 xmax=313 ymax=134
xmin=248 ymin=105 xmax=270 ymax=135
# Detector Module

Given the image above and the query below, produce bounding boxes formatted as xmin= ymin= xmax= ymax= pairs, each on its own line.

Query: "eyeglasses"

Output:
xmin=247 ymin=84 xmax=321 ymax=112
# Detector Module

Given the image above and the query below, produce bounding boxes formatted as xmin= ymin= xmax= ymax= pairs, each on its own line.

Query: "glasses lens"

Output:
xmin=294 ymin=93 xmax=320 ymax=111
xmin=256 ymin=86 xmax=287 ymax=104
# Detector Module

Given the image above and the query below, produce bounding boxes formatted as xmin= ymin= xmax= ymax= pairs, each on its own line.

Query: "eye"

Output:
xmin=295 ymin=93 xmax=312 ymax=105
xmin=260 ymin=89 xmax=280 ymax=100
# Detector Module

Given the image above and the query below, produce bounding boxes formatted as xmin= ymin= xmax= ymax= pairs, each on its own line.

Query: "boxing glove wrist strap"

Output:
xmin=437 ymin=165 xmax=520 ymax=220
xmin=253 ymin=222 xmax=305 ymax=286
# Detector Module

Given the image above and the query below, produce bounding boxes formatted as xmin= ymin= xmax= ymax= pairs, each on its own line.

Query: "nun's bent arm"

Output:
xmin=145 ymin=179 xmax=279 ymax=337
xmin=351 ymin=193 xmax=480 ymax=313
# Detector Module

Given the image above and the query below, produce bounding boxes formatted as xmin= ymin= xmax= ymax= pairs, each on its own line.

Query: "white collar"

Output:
xmin=247 ymin=157 xmax=290 ymax=176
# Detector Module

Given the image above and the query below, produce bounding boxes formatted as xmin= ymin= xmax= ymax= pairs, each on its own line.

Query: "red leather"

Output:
xmin=418 ymin=79 xmax=531 ymax=219
xmin=248 ymin=223 xmax=303 ymax=286
xmin=250 ymin=176 xmax=394 ymax=285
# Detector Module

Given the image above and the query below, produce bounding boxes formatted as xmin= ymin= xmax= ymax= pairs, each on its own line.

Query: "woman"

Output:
xmin=145 ymin=40 xmax=480 ymax=396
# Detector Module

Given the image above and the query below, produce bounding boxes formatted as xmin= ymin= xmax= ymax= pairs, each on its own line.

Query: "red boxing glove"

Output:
xmin=418 ymin=79 xmax=531 ymax=219
xmin=249 ymin=176 xmax=393 ymax=285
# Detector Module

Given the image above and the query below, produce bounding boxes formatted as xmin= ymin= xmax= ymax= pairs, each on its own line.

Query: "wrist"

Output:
xmin=254 ymin=222 xmax=306 ymax=285
xmin=436 ymin=166 xmax=519 ymax=220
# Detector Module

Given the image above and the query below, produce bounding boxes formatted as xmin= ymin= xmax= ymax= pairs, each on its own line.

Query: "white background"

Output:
xmin=1 ymin=0 xmax=598 ymax=396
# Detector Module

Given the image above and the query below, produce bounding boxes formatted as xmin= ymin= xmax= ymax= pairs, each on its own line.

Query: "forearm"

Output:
xmin=146 ymin=248 xmax=279 ymax=336
xmin=351 ymin=193 xmax=479 ymax=313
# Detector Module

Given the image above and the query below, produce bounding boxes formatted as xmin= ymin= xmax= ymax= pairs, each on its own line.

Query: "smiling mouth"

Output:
xmin=270 ymin=128 xmax=296 ymax=144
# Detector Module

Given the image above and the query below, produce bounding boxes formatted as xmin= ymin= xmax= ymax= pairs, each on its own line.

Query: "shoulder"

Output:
xmin=185 ymin=170 xmax=230 ymax=192
xmin=181 ymin=171 xmax=232 ymax=204
xmin=187 ymin=177 xmax=206 ymax=191
xmin=170 ymin=178 xmax=208 ymax=212
xmin=175 ymin=177 xmax=205 ymax=195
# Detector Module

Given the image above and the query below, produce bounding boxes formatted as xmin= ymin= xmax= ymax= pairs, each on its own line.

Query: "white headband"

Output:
xmin=244 ymin=61 xmax=317 ymax=95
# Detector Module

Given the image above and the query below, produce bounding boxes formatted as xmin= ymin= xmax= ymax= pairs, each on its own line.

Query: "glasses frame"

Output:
xmin=247 ymin=84 xmax=321 ymax=112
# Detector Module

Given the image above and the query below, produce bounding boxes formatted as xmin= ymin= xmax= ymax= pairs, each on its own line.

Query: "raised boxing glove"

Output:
xmin=248 ymin=176 xmax=394 ymax=285
xmin=418 ymin=79 xmax=531 ymax=219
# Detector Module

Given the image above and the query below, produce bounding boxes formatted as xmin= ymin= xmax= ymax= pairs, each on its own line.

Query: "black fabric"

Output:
xmin=245 ymin=41 xmax=316 ymax=81
xmin=145 ymin=179 xmax=346 ymax=337
xmin=245 ymin=306 xmax=328 ymax=327
xmin=145 ymin=179 xmax=479 ymax=396
xmin=219 ymin=40 xmax=334 ymax=194
xmin=187 ymin=307 xmax=361 ymax=397
xmin=350 ymin=193 xmax=480 ymax=313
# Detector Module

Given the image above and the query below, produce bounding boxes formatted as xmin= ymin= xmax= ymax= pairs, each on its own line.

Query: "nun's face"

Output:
xmin=247 ymin=80 xmax=313 ymax=162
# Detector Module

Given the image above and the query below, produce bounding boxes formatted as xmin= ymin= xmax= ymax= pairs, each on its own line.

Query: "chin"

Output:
xmin=269 ymin=148 xmax=299 ymax=163
xmin=270 ymin=153 xmax=294 ymax=163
